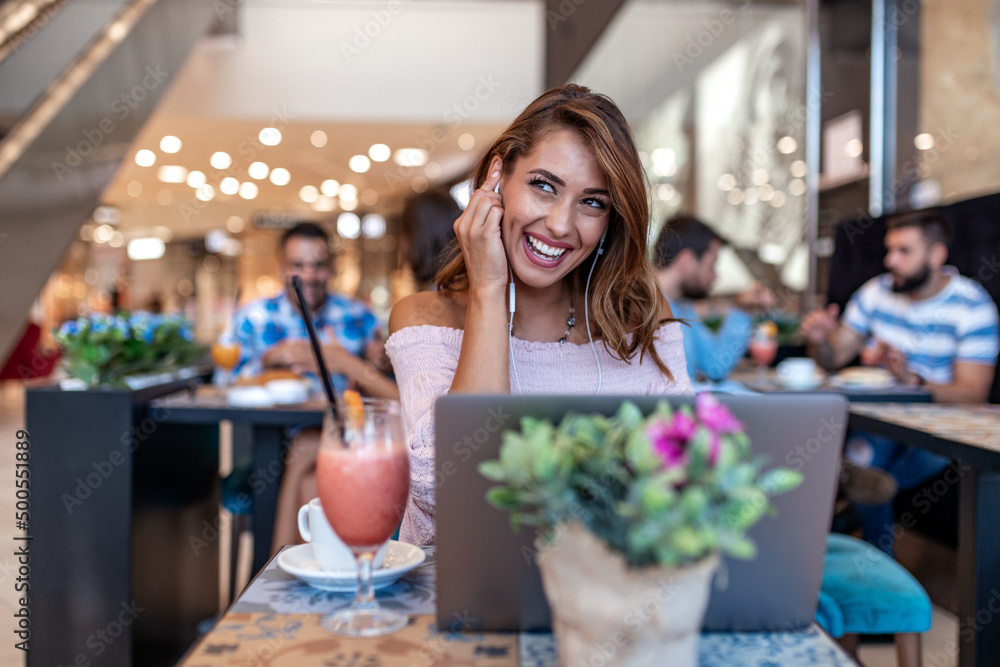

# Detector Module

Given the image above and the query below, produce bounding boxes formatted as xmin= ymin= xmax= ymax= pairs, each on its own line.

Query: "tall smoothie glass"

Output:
xmin=316 ymin=397 xmax=409 ymax=636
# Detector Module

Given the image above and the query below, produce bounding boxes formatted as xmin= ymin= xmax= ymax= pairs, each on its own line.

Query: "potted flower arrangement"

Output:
xmin=55 ymin=312 xmax=206 ymax=388
xmin=479 ymin=394 xmax=802 ymax=666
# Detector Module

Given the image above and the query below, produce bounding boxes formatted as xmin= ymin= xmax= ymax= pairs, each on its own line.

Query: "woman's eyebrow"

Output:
xmin=529 ymin=168 xmax=564 ymax=185
xmin=529 ymin=168 xmax=609 ymax=196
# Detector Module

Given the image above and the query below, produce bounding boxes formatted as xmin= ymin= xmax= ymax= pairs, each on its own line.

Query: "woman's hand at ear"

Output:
xmin=454 ymin=157 xmax=508 ymax=295
xmin=448 ymin=156 xmax=513 ymax=394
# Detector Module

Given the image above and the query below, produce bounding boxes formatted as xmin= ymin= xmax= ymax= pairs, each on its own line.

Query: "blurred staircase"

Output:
xmin=0 ymin=0 xmax=217 ymax=362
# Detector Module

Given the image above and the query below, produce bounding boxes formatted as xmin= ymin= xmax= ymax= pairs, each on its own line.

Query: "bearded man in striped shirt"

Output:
xmin=801 ymin=209 xmax=1000 ymax=554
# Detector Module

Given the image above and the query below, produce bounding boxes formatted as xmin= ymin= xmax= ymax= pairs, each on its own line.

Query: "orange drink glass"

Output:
xmin=211 ymin=342 xmax=241 ymax=387
xmin=749 ymin=322 xmax=778 ymax=383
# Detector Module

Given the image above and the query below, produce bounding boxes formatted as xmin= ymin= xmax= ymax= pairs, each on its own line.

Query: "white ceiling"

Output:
xmin=103 ymin=0 xmax=545 ymax=238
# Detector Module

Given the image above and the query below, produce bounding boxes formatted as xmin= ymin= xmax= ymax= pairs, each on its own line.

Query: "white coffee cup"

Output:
xmin=297 ymin=498 xmax=389 ymax=572
xmin=776 ymin=357 xmax=818 ymax=387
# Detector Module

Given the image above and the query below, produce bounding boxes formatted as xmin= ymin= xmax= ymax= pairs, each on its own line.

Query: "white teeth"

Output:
xmin=526 ymin=235 xmax=567 ymax=260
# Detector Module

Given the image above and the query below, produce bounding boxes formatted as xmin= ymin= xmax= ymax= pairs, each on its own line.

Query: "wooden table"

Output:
xmin=150 ymin=386 xmax=326 ymax=573
xmin=178 ymin=546 xmax=857 ymax=666
xmin=848 ymin=403 xmax=1000 ymax=667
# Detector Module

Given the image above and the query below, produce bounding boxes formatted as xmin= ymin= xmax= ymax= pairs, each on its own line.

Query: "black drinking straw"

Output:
xmin=290 ymin=276 xmax=341 ymax=426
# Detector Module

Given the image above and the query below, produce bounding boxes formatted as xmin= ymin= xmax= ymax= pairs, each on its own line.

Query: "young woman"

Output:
xmin=386 ymin=84 xmax=693 ymax=545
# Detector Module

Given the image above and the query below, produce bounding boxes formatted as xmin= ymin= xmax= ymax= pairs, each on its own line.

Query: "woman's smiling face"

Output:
xmin=499 ymin=128 xmax=612 ymax=289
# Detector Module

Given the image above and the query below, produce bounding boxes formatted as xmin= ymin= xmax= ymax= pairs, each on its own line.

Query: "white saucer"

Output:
xmin=776 ymin=375 xmax=824 ymax=390
xmin=277 ymin=541 xmax=425 ymax=592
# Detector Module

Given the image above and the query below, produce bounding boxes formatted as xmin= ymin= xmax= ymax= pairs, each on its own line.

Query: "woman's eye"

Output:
xmin=583 ymin=198 xmax=608 ymax=210
xmin=529 ymin=178 xmax=555 ymax=194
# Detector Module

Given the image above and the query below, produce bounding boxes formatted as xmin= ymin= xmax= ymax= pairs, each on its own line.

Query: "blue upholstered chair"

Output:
xmin=816 ymin=533 xmax=932 ymax=667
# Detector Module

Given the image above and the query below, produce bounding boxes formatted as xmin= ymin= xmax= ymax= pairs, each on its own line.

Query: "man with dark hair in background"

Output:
xmin=652 ymin=214 xmax=773 ymax=383
xmin=223 ymin=221 xmax=398 ymax=552
xmin=801 ymin=209 xmax=999 ymax=554
xmin=227 ymin=221 xmax=397 ymax=397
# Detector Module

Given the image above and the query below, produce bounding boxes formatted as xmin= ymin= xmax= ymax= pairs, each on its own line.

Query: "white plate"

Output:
xmin=227 ymin=386 xmax=275 ymax=408
xmin=277 ymin=541 xmax=425 ymax=592
xmin=829 ymin=374 xmax=896 ymax=389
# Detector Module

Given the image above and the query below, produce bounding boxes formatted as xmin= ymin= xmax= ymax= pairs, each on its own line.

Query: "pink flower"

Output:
xmin=695 ymin=394 xmax=742 ymax=465
xmin=708 ymin=434 xmax=721 ymax=466
xmin=695 ymin=393 xmax=742 ymax=434
xmin=647 ymin=412 xmax=696 ymax=468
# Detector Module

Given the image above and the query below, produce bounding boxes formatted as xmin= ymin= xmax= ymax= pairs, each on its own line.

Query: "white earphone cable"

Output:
xmin=584 ymin=230 xmax=606 ymax=394
xmin=509 ymin=231 xmax=606 ymax=396
xmin=508 ymin=268 xmax=522 ymax=395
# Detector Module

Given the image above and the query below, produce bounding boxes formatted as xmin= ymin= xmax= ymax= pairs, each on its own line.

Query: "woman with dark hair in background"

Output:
xmin=399 ymin=188 xmax=461 ymax=290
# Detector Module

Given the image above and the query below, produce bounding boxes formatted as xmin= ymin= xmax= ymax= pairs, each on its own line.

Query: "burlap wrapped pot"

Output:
xmin=535 ymin=522 xmax=719 ymax=667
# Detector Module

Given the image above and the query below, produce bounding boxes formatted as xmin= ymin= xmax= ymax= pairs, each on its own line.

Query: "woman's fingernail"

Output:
xmin=491 ymin=170 xmax=499 ymax=178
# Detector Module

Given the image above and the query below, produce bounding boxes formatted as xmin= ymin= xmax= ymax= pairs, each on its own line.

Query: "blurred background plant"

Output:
xmin=54 ymin=312 xmax=206 ymax=387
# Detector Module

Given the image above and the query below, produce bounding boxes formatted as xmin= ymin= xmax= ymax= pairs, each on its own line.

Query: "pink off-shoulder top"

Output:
xmin=384 ymin=321 xmax=693 ymax=546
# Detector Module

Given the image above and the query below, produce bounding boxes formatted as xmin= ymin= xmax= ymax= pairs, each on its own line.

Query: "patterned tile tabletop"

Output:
xmin=179 ymin=546 xmax=854 ymax=666
xmin=850 ymin=403 xmax=1000 ymax=451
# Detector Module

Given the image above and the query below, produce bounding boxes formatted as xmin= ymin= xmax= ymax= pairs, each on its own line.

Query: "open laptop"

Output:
xmin=434 ymin=393 xmax=847 ymax=633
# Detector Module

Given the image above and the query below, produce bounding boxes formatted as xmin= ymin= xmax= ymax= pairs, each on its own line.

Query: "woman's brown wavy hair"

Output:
xmin=436 ymin=83 xmax=674 ymax=379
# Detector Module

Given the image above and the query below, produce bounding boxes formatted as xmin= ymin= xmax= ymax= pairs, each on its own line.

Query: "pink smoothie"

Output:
xmin=316 ymin=446 xmax=410 ymax=548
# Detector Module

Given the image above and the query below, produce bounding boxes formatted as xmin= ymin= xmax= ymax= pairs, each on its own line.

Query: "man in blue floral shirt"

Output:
xmin=224 ymin=221 xmax=397 ymax=553
xmin=225 ymin=222 xmax=397 ymax=398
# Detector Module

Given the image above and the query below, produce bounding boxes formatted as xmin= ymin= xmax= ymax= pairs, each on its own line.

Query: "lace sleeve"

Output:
xmin=652 ymin=322 xmax=695 ymax=396
xmin=384 ymin=326 xmax=463 ymax=545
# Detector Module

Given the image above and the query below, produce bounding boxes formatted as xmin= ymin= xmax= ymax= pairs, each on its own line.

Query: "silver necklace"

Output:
xmin=512 ymin=303 xmax=576 ymax=344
